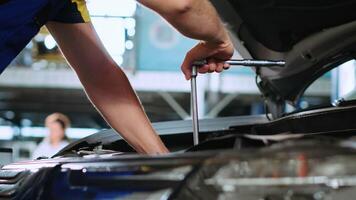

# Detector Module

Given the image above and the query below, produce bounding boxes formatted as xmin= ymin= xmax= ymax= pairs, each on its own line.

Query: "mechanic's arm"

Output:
xmin=139 ymin=0 xmax=234 ymax=80
xmin=46 ymin=22 xmax=169 ymax=155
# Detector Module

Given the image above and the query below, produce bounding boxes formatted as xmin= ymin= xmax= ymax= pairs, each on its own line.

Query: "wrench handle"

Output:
xmin=193 ymin=59 xmax=285 ymax=67
xmin=191 ymin=65 xmax=200 ymax=145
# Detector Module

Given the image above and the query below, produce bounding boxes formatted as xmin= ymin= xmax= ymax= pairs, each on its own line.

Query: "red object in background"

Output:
xmin=297 ymin=154 xmax=309 ymax=177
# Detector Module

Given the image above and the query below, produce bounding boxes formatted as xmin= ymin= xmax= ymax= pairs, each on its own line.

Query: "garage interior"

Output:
xmin=0 ymin=0 xmax=353 ymax=162
xmin=1 ymin=0 xmax=356 ymax=200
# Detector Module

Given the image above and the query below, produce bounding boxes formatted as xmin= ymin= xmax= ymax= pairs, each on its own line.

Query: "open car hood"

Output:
xmin=211 ymin=0 xmax=356 ymax=118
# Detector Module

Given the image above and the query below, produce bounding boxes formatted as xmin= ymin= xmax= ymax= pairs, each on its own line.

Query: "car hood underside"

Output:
xmin=211 ymin=0 xmax=356 ymax=118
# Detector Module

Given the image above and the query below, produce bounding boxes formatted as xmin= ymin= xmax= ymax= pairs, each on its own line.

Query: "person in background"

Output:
xmin=32 ymin=113 xmax=70 ymax=159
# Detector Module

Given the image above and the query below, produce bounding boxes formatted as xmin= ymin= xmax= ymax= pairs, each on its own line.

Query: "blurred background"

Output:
xmin=0 ymin=0 xmax=355 ymax=161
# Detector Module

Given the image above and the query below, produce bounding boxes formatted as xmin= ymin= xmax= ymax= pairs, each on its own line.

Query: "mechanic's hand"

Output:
xmin=181 ymin=40 xmax=234 ymax=80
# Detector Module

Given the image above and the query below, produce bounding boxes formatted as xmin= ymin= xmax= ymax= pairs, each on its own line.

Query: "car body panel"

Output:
xmin=211 ymin=0 xmax=356 ymax=117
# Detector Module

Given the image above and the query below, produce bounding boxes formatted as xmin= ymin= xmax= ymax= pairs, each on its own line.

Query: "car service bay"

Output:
xmin=1 ymin=0 xmax=356 ymax=199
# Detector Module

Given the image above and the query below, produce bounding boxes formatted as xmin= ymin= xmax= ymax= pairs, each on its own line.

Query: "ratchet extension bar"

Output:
xmin=193 ymin=59 xmax=286 ymax=68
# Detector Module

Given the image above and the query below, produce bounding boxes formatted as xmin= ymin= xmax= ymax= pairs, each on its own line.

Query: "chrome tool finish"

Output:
xmin=191 ymin=65 xmax=199 ymax=145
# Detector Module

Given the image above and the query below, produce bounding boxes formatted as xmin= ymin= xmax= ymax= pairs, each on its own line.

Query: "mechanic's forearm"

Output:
xmin=139 ymin=0 xmax=229 ymax=45
xmin=46 ymin=22 xmax=168 ymax=154
xmin=79 ymin=63 xmax=169 ymax=154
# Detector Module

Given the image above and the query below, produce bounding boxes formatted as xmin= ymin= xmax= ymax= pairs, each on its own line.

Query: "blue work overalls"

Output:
xmin=0 ymin=0 xmax=90 ymax=72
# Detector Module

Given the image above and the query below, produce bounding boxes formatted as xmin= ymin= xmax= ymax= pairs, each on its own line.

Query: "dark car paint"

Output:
xmin=2 ymin=138 xmax=356 ymax=199
xmin=2 ymin=104 xmax=356 ymax=199
xmin=210 ymin=0 xmax=356 ymax=118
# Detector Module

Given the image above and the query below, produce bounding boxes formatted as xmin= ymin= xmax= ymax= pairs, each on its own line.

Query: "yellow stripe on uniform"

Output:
xmin=71 ymin=0 xmax=91 ymax=22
